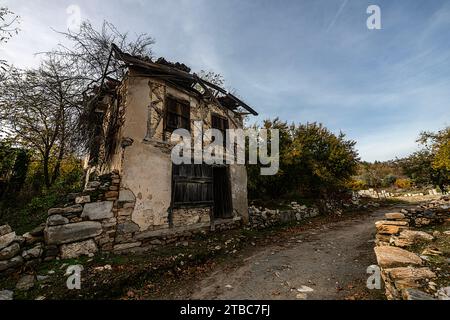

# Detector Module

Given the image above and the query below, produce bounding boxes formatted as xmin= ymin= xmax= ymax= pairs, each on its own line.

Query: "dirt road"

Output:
xmin=189 ymin=206 xmax=407 ymax=300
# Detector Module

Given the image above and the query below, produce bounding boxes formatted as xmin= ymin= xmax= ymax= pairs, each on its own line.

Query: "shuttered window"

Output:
xmin=165 ymin=96 xmax=190 ymax=132
xmin=172 ymin=164 xmax=213 ymax=207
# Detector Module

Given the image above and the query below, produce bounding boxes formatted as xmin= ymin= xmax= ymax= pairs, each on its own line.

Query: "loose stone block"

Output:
xmin=0 ymin=232 xmax=16 ymax=251
xmin=81 ymin=201 xmax=114 ymax=220
xmin=0 ymin=255 xmax=23 ymax=272
xmin=415 ymin=218 xmax=431 ymax=226
xmin=0 ymin=225 xmax=12 ymax=237
xmin=122 ymin=202 xmax=135 ymax=209
xmin=0 ymin=290 xmax=13 ymax=300
xmin=0 ymin=243 xmax=21 ymax=261
xmin=105 ymin=191 xmax=119 ymax=198
xmin=29 ymin=224 xmax=45 ymax=237
xmin=75 ymin=195 xmax=91 ymax=204
xmin=376 ymin=224 xmax=404 ymax=235
xmin=16 ymin=274 xmax=35 ymax=291
xmin=118 ymin=207 xmax=133 ymax=216
xmin=402 ymin=288 xmax=435 ymax=300
xmin=47 ymin=214 xmax=69 ymax=226
xmin=60 ymin=239 xmax=98 ymax=259
xmin=395 ymin=230 xmax=434 ymax=247
xmin=117 ymin=221 xmax=140 ymax=234
xmin=21 ymin=244 xmax=43 ymax=260
xmin=384 ymin=266 xmax=436 ymax=286
xmin=48 ymin=205 xmax=83 ymax=216
xmin=374 ymin=246 xmax=423 ymax=268
xmin=44 ymin=221 xmax=103 ymax=245
xmin=385 ymin=212 xmax=406 ymax=220
xmin=118 ymin=190 xmax=136 ymax=203
xmin=113 ymin=242 xmax=141 ymax=251
xmin=86 ymin=181 xmax=101 ymax=189
xmin=375 ymin=220 xmax=408 ymax=226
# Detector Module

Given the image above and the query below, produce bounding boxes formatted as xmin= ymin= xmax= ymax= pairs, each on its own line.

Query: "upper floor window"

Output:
xmin=211 ymin=113 xmax=229 ymax=147
xmin=165 ymin=96 xmax=190 ymax=132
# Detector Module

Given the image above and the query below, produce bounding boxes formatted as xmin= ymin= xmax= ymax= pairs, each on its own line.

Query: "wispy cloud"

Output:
xmin=2 ymin=0 xmax=450 ymax=162
xmin=326 ymin=0 xmax=349 ymax=32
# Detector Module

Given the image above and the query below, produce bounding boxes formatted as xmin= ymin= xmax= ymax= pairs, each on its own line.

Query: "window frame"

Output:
xmin=211 ymin=112 xmax=229 ymax=148
xmin=164 ymin=95 xmax=191 ymax=133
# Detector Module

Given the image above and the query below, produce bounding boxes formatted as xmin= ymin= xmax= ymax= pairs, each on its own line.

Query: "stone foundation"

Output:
xmin=0 ymin=170 xmax=249 ymax=270
xmin=171 ymin=208 xmax=211 ymax=227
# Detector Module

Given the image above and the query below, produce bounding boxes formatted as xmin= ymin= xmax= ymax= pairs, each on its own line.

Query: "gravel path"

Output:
xmin=189 ymin=206 xmax=410 ymax=300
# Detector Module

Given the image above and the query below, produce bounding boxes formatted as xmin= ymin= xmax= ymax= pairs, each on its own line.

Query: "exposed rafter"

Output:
xmin=110 ymin=43 xmax=258 ymax=116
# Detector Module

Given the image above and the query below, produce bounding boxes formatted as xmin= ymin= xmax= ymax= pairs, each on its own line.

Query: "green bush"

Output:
xmin=247 ymin=119 xmax=359 ymax=201
xmin=0 ymin=155 xmax=83 ymax=234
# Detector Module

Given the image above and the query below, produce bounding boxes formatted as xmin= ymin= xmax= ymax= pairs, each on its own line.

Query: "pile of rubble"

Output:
xmin=248 ymin=202 xmax=320 ymax=229
xmin=0 ymin=225 xmax=25 ymax=275
xmin=0 ymin=171 xmax=125 ymax=280
xmin=373 ymin=196 xmax=450 ymax=300
xmin=358 ymin=188 xmax=444 ymax=199
xmin=0 ymin=224 xmax=46 ymax=276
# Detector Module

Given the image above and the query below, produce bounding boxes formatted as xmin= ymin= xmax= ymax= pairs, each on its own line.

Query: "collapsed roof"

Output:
xmin=110 ymin=43 xmax=258 ymax=116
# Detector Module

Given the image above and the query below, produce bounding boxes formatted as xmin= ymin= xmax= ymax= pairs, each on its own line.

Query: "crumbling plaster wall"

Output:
xmin=119 ymin=75 xmax=171 ymax=231
xmin=230 ymin=164 xmax=249 ymax=223
xmin=118 ymin=71 xmax=249 ymax=232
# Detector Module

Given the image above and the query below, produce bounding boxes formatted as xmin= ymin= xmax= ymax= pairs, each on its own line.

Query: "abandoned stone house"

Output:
xmin=80 ymin=44 xmax=258 ymax=247
xmin=0 ymin=46 xmax=260 ymax=269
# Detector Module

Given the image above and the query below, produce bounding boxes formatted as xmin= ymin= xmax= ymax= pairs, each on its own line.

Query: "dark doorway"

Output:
xmin=213 ymin=166 xmax=232 ymax=219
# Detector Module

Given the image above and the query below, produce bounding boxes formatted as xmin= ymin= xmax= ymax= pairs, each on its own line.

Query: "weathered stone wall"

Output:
xmin=171 ymin=208 xmax=211 ymax=227
xmin=373 ymin=197 xmax=450 ymax=300
xmin=248 ymin=202 xmax=320 ymax=229
xmin=358 ymin=188 xmax=445 ymax=199
xmin=43 ymin=172 xmax=122 ymax=259
xmin=1 ymin=168 xmax=251 ymax=267
xmin=0 ymin=225 xmax=28 ymax=275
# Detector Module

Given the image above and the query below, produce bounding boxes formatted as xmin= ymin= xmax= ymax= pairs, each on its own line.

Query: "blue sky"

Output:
xmin=2 ymin=0 xmax=450 ymax=161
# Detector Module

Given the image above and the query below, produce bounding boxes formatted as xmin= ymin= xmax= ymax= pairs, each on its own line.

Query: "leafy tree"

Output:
xmin=394 ymin=178 xmax=412 ymax=189
xmin=0 ymin=58 xmax=83 ymax=188
xmin=0 ymin=21 xmax=157 ymax=230
xmin=419 ymin=127 xmax=450 ymax=172
xmin=400 ymin=127 xmax=450 ymax=191
xmin=354 ymin=160 xmax=404 ymax=189
xmin=1 ymin=20 xmax=155 ymax=188
xmin=247 ymin=119 xmax=359 ymax=200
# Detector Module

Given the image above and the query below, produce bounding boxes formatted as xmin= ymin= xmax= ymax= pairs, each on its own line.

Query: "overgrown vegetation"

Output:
xmin=350 ymin=127 xmax=450 ymax=193
xmin=0 ymin=11 xmax=154 ymax=232
xmin=0 ymin=140 xmax=83 ymax=233
xmin=247 ymin=119 xmax=359 ymax=202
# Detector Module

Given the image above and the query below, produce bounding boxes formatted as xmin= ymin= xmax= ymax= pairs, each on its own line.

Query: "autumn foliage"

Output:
xmin=247 ymin=119 xmax=359 ymax=200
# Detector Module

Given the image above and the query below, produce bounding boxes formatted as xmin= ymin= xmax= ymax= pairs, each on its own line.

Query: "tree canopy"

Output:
xmin=247 ymin=119 xmax=359 ymax=200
